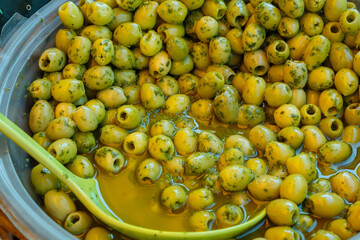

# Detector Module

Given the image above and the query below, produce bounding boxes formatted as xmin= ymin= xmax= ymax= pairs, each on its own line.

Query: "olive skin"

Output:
xmin=331 ymin=171 xmax=360 ymax=203
xmin=219 ymin=165 xmax=254 ymax=192
xmin=296 ymin=214 xmax=314 ymax=232
xmin=185 ymin=152 xmax=217 ymax=176
xmin=318 ymin=140 xmax=352 ymax=164
xmin=31 ymin=164 xmax=58 ymax=195
xmin=264 ymin=226 xmax=301 ymax=240
xmin=215 ymin=204 xmax=244 ymax=227
xmin=311 ymin=230 xmax=341 ymax=240
xmin=66 ymin=155 xmax=95 ymax=178
xmin=136 ymin=159 xmax=162 ymax=184
xmin=148 ymin=135 xmax=175 ymax=161
xmin=218 ymin=148 xmax=244 ymax=171
xmin=277 ymin=127 xmax=304 ymax=149
xmin=189 ymin=210 xmax=215 ymax=232
xmin=99 ymin=125 xmax=128 ymax=148
xmin=347 ymin=201 xmax=360 ymax=231
xmin=174 ymin=128 xmax=198 ymax=156
xmin=309 ymin=179 xmax=332 ymax=195
xmin=64 ymin=211 xmax=93 ymax=235
xmin=248 ymin=175 xmax=283 ymax=201
xmin=246 ymin=158 xmax=267 ymax=177
xmin=249 ymin=125 xmax=277 ymax=151
xmin=188 ymin=188 xmax=214 ymax=210
xmin=72 ymin=132 xmax=96 ymax=154
xmin=85 ymin=227 xmax=113 ymax=240
xmin=307 ymin=192 xmax=345 ymax=218
xmin=225 ymin=135 xmax=256 ymax=157
xmin=286 ymin=152 xmax=318 ymax=182
xmin=94 ymin=146 xmax=125 ymax=174
xmin=280 ymin=174 xmax=308 ymax=204
xmin=44 ymin=190 xmax=76 ymax=221
xmin=266 ymin=199 xmax=300 ymax=226
xmin=265 ymin=141 xmax=295 ymax=166
xmin=326 ymin=219 xmax=356 ymax=240
xmin=160 ymin=185 xmax=188 ymax=210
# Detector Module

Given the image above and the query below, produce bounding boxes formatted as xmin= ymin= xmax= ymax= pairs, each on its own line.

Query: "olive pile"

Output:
xmin=27 ymin=0 xmax=360 ymax=239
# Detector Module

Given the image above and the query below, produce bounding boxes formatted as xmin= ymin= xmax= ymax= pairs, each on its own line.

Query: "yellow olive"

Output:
xmin=347 ymin=201 xmax=360 ymax=231
xmin=307 ymin=192 xmax=345 ymax=218
xmin=264 ymin=226 xmax=300 ymax=240
xmin=296 ymin=214 xmax=314 ymax=232
xmin=219 ymin=165 xmax=254 ymax=192
xmin=44 ymin=190 xmax=76 ymax=221
xmin=311 ymin=230 xmax=341 ymax=240
xmin=326 ymin=219 xmax=356 ymax=240
xmin=286 ymin=152 xmax=318 ymax=182
xmin=331 ymin=171 xmax=360 ymax=203
xmin=280 ymin=174 xmax=308 ymax=205
xmin=248 ymin=175 xmax=282 ymax=201
xmin=318 ymin=140 xmax=352 ymax=164
xmin=215 ymin=204 xmax=244 ymax=227
xmin=266 ymin=199 xmax=300 ymax=226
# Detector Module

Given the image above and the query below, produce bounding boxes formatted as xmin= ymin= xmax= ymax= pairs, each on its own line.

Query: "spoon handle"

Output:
xmin=0 ymin=113 xmax=76 ymax=186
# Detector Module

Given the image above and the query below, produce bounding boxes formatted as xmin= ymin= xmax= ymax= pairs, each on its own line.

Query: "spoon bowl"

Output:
xmin=0 ymin=112 xmax=266 ymax=239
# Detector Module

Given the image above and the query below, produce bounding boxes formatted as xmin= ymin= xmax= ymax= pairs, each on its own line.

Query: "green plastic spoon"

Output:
xmin=0 ymin=112 xmax=266 ymax=240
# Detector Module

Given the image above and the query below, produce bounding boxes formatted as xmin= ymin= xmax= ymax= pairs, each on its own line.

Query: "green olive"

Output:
xmin=264 ymin=226 xmax=300 ymax=240
xmin=31 ymin=164 xmax=58 ymax=195
xmin=32 ymin=131 xmax=52 ymax=150
xmin=246 ymin=158 xmax=267 ymax=177
xmin=166 ymin=157 xmax=185 ymax=175
xmin=160 ymin=185 xmax=188 ymax=210
xmin=311 ymin=230 xmax=341 ymax=240
xmin=326 ymin=219 xmax=356 ymax=240
xmin=280 ymin=174 xmax=308 ymax=205
xmin=277 ymin=127 xmax=304 ymax=149
xmin=216 ymin=204 xmax=244 ymax=227
xmin=308 ymin=178 xmax=332 ymax=195
xmin=85 ymin=227 xmax=113 ymax=240
xmin=331 ymin=171 xmax=360 ymax=203
xmin=318 ymin=140 xmax=352 ymax=164
xmin=94 ymin=146 xmax=125 ymax=174
xmin=136 ymin=158 xmax=162 ymax=184
xmin=296 ymin=214 xmax=314 ymax=232
xmin=307 ymin=192 xmax=345 ymax=218
xmin=150 ymin=119 xmax=177 ymax=137
xmin=185 ymin=152 xmax=217 ymax=176
xmin=64 ymin=211 xmax=93 ymax=235
xmin=66 ymin=155 xmax=95 ymax=178
xmin=148 ymin=135 xmax=175 ymax=161
xmin=347 ymin=201 xmax=360 ymax=231
xmin=123 ymin=131 xmax=149 ymax=156
xmin=248 ymin=175 xmax=283 ymax=201
xmin=266 ymin=199 xmax=300 ymax=226
xmin=99 ymin=125 xmax=129 ymax=148
xmin=188 ymin=188 xmax=214 ymax=210
xmin=72 ymin=132 xmax=96 ymax=154
xmin=44 ymin=189 xmax=76 ymax=221
xmin=218 ymin=148 xmax=244 ymax=171
xmin=219 ymin=165 xmax=254 ymax=192
xmin=48 ymin=138 xmax=77 ymax=165
xmin=116 ymin=105 xmax=142 ymax=129
xmin=189 ymin=210 xmax=215 ymax=232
